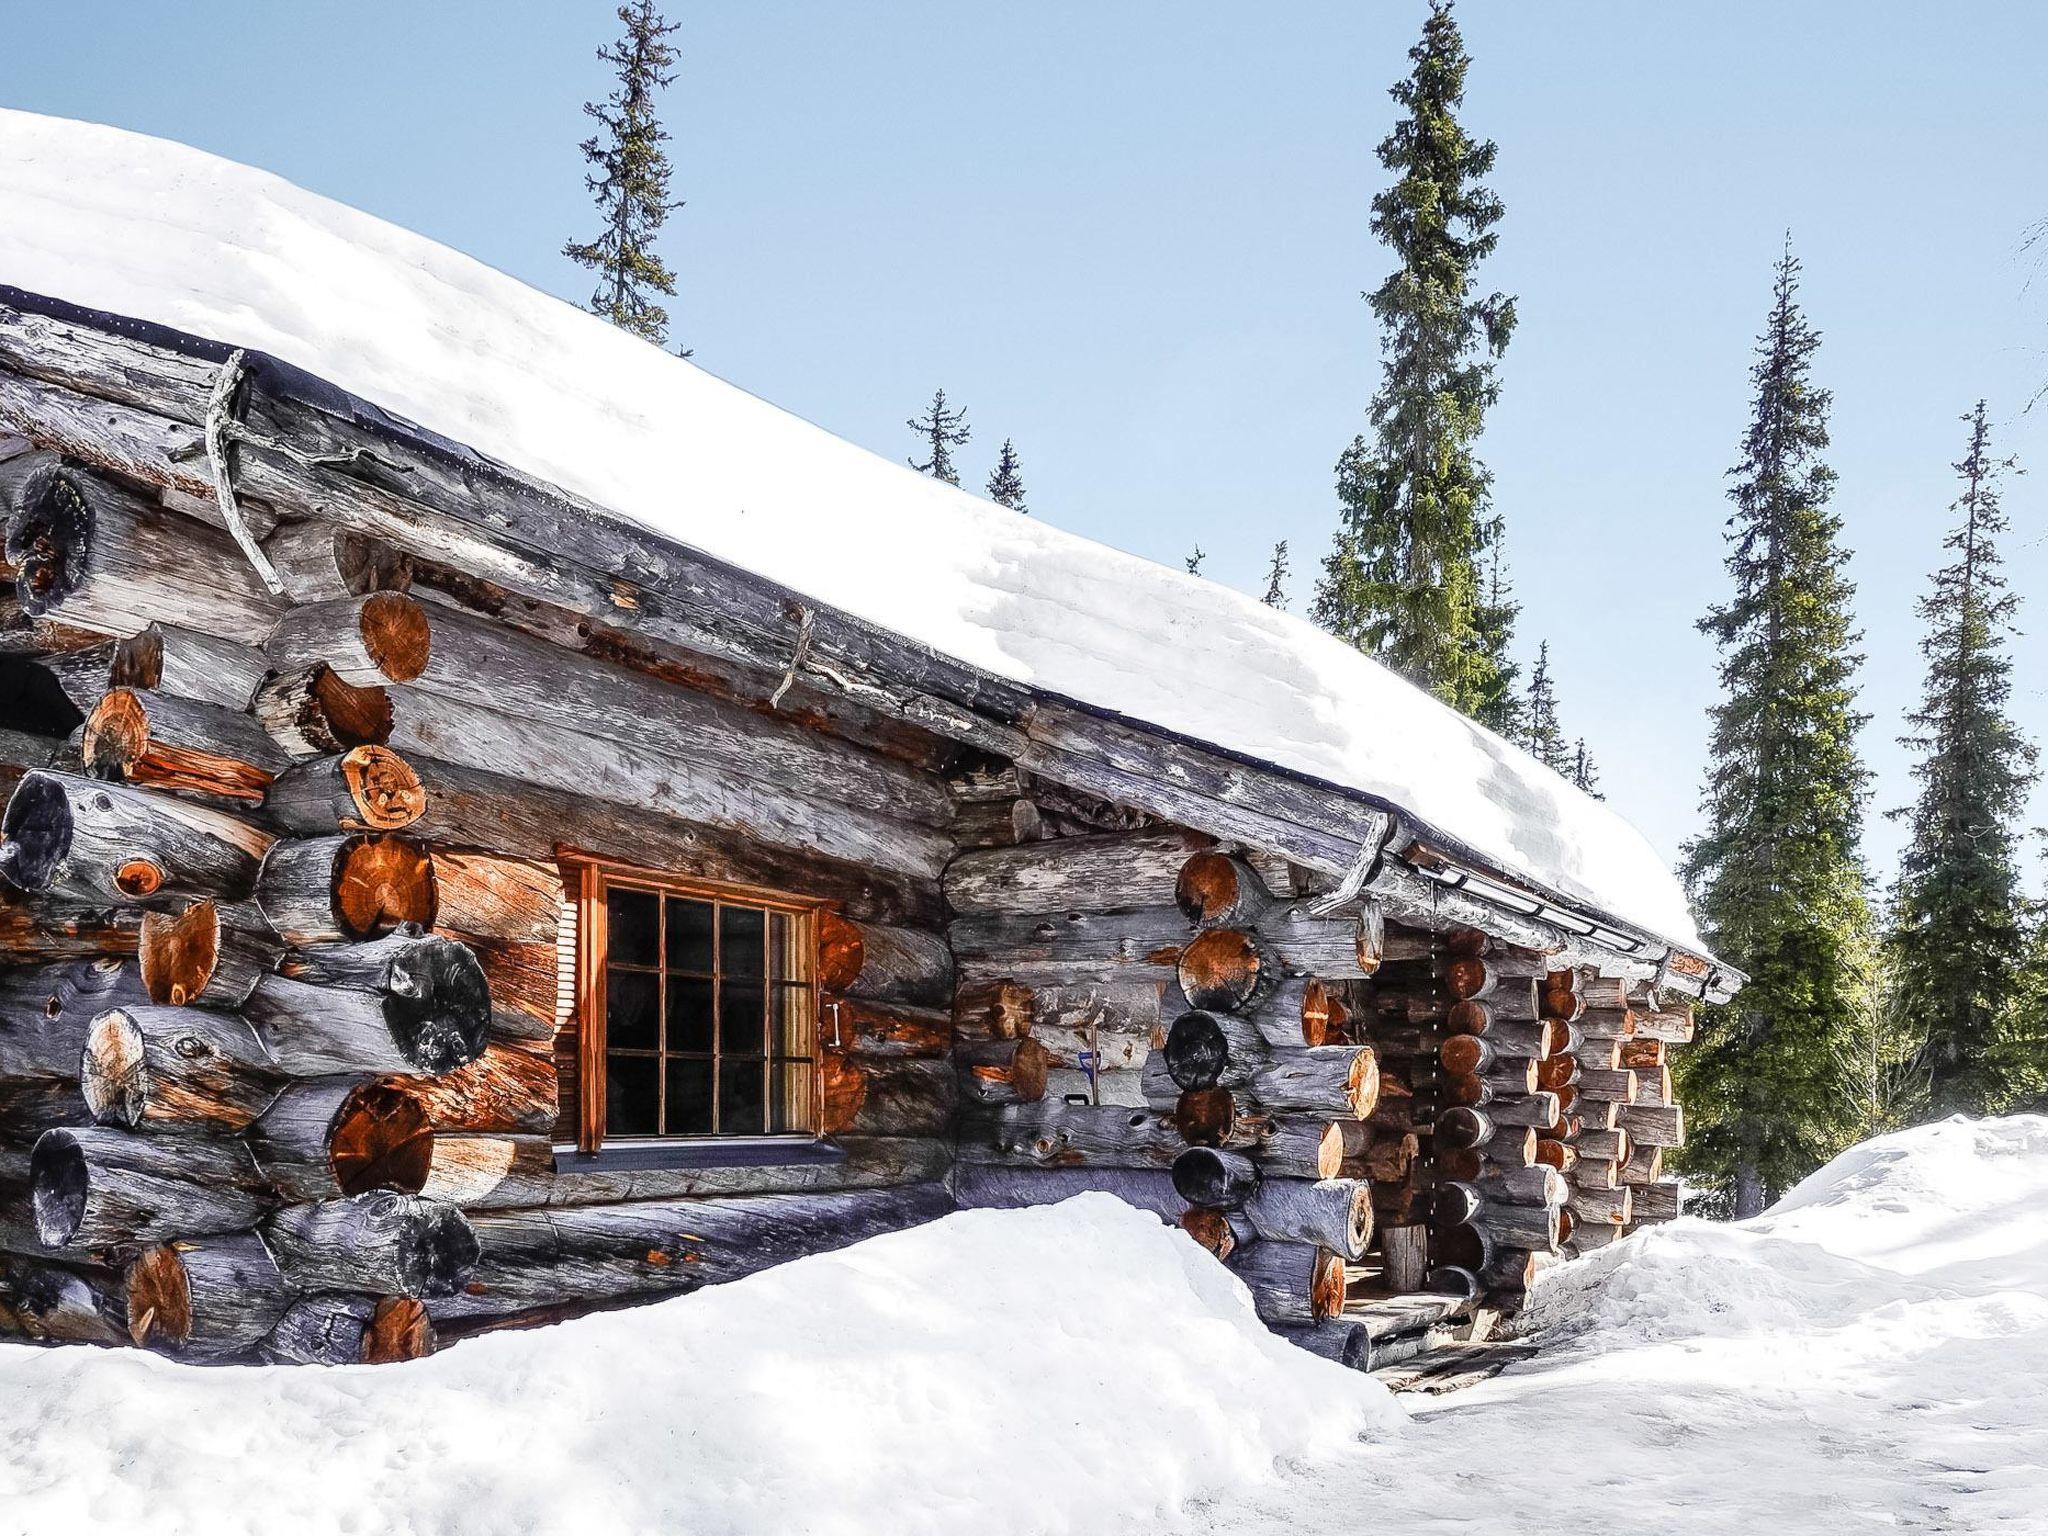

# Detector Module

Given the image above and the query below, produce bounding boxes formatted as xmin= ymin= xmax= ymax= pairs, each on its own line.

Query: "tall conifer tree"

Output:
xmin=1570 ymin=739 xmax=1603 ymax=799
xmin=1473 ymin=513 xmax=1522 ymax=736
xmin=907 ymin=390 xmax=970 ymax=485
xmin=1680 ymin=244 xmax=1871 ymax=1218
xmin=1313 ymin=0 xmax=1515 ymax=713
xmin=1888 ymin=402 xmax=2038 ymax=1113
xmin=1263 ymin=542 xmax=1291 ymax=608
xmin=986 ymin=438 xmax=1028 ymax=513
xmin=1522 ymin=641 xmax=1567 ymax=772
xmin=565 ymin=2 xmax=685 ymax=347
xmin=1186 ymin=547 xmax=1206 ymax=576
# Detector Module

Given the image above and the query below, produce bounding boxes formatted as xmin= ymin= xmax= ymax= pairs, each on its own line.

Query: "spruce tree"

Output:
xmin=1680 ymin=243 xmax=1871 ymax=1218
xmin=1313 ymin=0 xmax=1515 ymax=714
xmin=1570 ymin=739 xmax=1603 ymax=799
xmin=907 ymin=390 xmax=970 ymax=485
xmin=1888 ymin=402 xmax=2038 ymax=1114
xmin=1263 ymin=542 xmax=1290 ymax=608
xmin=986 ymin=438 xmax=1028 ymax=514
xmin=564 ymin=2 xmax=685 ymax=348
xmin=1186 ymin=547 xmax=1206 ymax=576
xmin=1473 ymin=513 xmax=1522 ymax=737
xmin=1521 ymin=642 xmax=1569 ymax=772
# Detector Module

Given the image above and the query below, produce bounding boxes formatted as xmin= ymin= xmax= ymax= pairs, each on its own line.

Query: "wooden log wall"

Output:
xmin=0 ymin=447 xmax=963 ymax=1358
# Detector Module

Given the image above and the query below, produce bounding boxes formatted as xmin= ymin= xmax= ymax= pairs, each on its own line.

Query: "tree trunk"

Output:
xmin=30 ymin=1123 xmax=271 ymax=1248
xmin=80 ymin=1004 xmax=281 ymax=1132
xmin=950 ymin=1163 xmax=1181 ymax=1222
xmin=0 ymin=770 xmax=270 ymax=906
xmin=255 ymin=833 xmax=438 ymax=945
xmin=248 ymin=1076 xmax=436 ymax=1202
xmin=124 ymin=1233 xmax=288 ymax=1358
xmin=263 ymin=1191 xmax=480 ymax=1298
xmin=266 ymin=746 xmax=426 ymax=834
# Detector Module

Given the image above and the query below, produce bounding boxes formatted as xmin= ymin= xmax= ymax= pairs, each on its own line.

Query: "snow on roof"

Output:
xmin=0 ymin=109 xmax=1700 ymax=949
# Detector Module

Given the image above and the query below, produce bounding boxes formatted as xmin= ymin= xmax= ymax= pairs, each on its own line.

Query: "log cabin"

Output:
xmin=0 ymin=111 xmax=1739 ymax=1367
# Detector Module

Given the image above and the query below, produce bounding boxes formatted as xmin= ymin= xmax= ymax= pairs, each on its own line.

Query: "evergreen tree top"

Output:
xmin=908 ymin=389 xmax=971 ymax=485
xmin=1522 ymin=640 xmax=1567 ymax=773
xmin=987 ymin=437 xmax=1028 ymax=514
xmin=1262 ymin=541 xmax=1290 ymax=608
xmin=1186 ymin=546 xmax=1206 ymax=576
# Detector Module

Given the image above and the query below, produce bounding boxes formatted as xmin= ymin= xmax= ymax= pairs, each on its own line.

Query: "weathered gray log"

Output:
xmin=827 ymin=996 xmax=952 ymax=1058
xmin=419 ymin=1133 xmax=554 ymax=1210
xmin=1620 ymin=1102 xmax=1685 ymax=1147
xmin=820 ymin=1053 xmax=955 ymax=1137
xmin=245 ymin=935 xmax=491 ymax=1076
xmin=1226 ymin=1241 xmax=1344 ymax=1325
xmin=1570 ymin=1183 xmax=1634 ymax=1226
xmin=1477 ymin=1163 xmax=1566 ymax=1207
xmin=252 ymin=665 xmax=394 ymax=759
xmin=1235 ymin=1046 xmax=1380 ymax=1118
xmin=248 ymin=1076 xmax=436 ymax=1202
xmin=0 ymin=1253 xmax=127 ymax=1344
xmin=1633 ymin=1178 xmax=1681 ymax=1222
xmin=255 ymin=832 xmax=438 ymax=945
xmin=263 ymin=1192 xmax=478 ymax=1298
xmin=261 ymin=1293 xmax=433 ymax=1364
xmin=81 ymin=688 xmax=287 ymax=805
xmin=1486 ymin=1091 xmax=1562 ymax=1129
xmin=137 ymin=897 xmax=277 ymax=1008
xmin=1380 ymin=1222 xmax=1428 ymax=1292
xmin=1436 ymin=1106 xmax=1494 ymax=1152
xmin=30 ymin=1124 xmax=270 ymax=1248
xmin=1 ymin=452 xmax=282 ymax=641
xmin=817 ymin=912 xmax=953 ymax=1008
xmin=951 ymin=1037 xmax=1049 ymax=1106
xmin=425 ymin=848 xmax=563 ymax=946
xmin=950 ymin=1163 xmax=1181 ymax=1221
xmin=1270 ymin=1318 xmax=1379 ymax=1371
xmin=1576 ymin=1007 xmax=1636 ymax=1041
xmin=80 ymin=1004 xmax=280 ymax=1132
xmin=1475 ymin=1198 xmax=1561 ymax=1251
xmin=1177 ymin=1204 xmax=1257 ymax=1260
xmin=1620 ymin=1143 xmax=1665 ymax=1187
xmin=259 ymin=518 xmax=412 ymax=604
xmin=1633 ymin=1009 xmax=1697 ymax=1044
xmin=1163 ymin=1009 xmax=1269 ymax=1091
xmin=266 ymin=592 xmax=434 ymax=687
xmin=942 ymin=828 xmax=1204 ymax=915
xmin=265 ymin=746 xmax=426 ymax=834
xmin=1243 ymin=974 xmax=1353 ymax=1048
xmin=434 ymin=1184 xmax=954 ymax=1320
xmin=0 ymin=770 xmax=270 ymax=906
xmin=1242 ymin=1177 xmax=1373 ymax=1261
xmin=1171 ymin=1145 xmax=1261 ymax=1209
xmin=1174 ymin=850 xmax=1277 ymax=927
xmin=112 ymin=624 xmax=271 ymax=712
xmin=1172 ymin=1089 xmax=1359 ymax=1179
xmin=0 ymin=955 xmax=142 ymax=1128
xmin=1430 ymin=1220 xmax=1495 ymax=1277
xmin=124 ymin=1233 xmax=288 ymax=1358
xmin=958 ymin=1100 xmax=1188 ymax=1172
xmin=1576 ymin=1126 xmax=1633 ymax=1163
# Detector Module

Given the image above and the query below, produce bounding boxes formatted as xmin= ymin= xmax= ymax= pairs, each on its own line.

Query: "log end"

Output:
xmin=360 ymin=593 xmax=432 ymax=683
xmin=125 ymin=1243 xmax=194 ymax=1349
xmin=1310 ymin=1248 xmax=1347 ymax=1322
xmin=1178 ymin=1205 xmax=1239 ymax=1260
xmin=1176 ymin=929 xmax=1264 ymax=1012
xmin=139 ymin=900 xmax=221 ymax=1007
xmin=332 ymin=1080 xmax=437 ymax=1197
xmin=4 ymin=458 xmax=90 ymax=617
xmin=341 ymin=745 xmax=426 ymax=831
xmin=1174 ymin=851 xmax=1254 ymax=927
xmin=816 ymin=911 xmax=865 ymax=995
xmin=337 ymin=834 xmax=437 ymax=937
xmin=81 ymin=689 xmax=150 ymax=781
xmin=364 ymin=1296 xmax=434 ymax=1363
xmin=382 ymin=934 xmax=492 ymax=1073
xmin=27 ymin=1128 xmax=89 ymax=1248
xmin=0 ymin=772 xmax=72 ymax=894
xmin=79 ymin=1008 xmax=147 ymax=1128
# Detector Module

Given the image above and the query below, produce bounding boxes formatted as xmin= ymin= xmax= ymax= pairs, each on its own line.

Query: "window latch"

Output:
xmin=825 ymin=999 xmax=843 ymax=1049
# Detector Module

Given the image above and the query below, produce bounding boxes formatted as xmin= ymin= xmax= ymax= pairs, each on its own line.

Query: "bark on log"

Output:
xmin=1431 ymin=1221 xmax=1494 ymax=1276
xmin=264 ymin=1191 xmax=480 ymax=1298
xmin=262 ymin=1294 xmax=433 ymax=1365
xmin=110 ymin=624 xmax=270 ymax=713
xmin=959 ymin=1100 xmax=1189 ymax=1172
xmin=1577 ymin=1007 xmax=1636 ymax=1041
xmin=1171 ymin=1145 xmax=1261 ymax=1208
xmin=80 ymin=1004 xmax=281 ymax=1133
xmin=1618 ymin=1036 xmax=1666 ymax=1069
xmin=419 ymin=1134 xmax=554 ymax=1210
xmin=816 ymin=912 xmax=954 ymax=1008
xmin=266 ymin=593 xmax=433 ymax=686
xmin=1242 ymin=1177 xmax=1374 ymax=1261
xmin=124 ymin=1233 xmax=288 ymax=1358
xmin=0 ymin=770 xmax=270 ymax=906
xmin=252 ymin=666 xmax=393 ymax=760
xmin=248 ymin=1076 xmax=436 ymax=1202
xmin=951 ymin=1163 xmax=1181 ymax=1221
xmin=1270 ymin=1319 xmax=1376 ymax=1371
xmin=1381 ymin=1222 xmax=1428 ymax=1293
xmin=137 ymin=898 xmax=277 ymax=1008
xmin=256 ymin=833 xmax=437 ymax=945
xmin=1620 ymin=1144 xmax=1664 ymax=1187
xmin=819 ymin=1053 xmax=956 ymax=1137
xmin=1487 ymin=1092 xmax=1562 ymax=1129
xmin=1633 ymin=1009 xmax=1697 ymax=1044
xmin=1226 ymin=1241 xmax=1344 ymax=1325
xmin=1570 ymin=1184 xmax=1634 ymax=1226
xmin=30 ymin=1124 xmax=270 ymax=1248
xmin=942 ymin=828 xmax=1205 ymax=915
xmin=247 ymin=935 xmax=491 ymax=1077
xmin=0 ymin=1253 xmax=127 ymax=1344
xmin=953 ymin=1037 xmax=1050 ymax=1106
xmin=81 ymin=688 xmax=287 ymax=806
xmin=266 ymin=747 xmax=426 ymax=834
xmin=1477 ymin=1163 xmax=1565 ymax=1207
xmin=1174 ymin=850 xmax=1276 ymax=927
xmin=1436 ymin=1106 xmax=1494 ymax=1151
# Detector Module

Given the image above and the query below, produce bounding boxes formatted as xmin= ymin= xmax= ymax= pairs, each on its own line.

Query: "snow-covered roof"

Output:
xmin=0 ymin=109 xmax=1701 ymax=950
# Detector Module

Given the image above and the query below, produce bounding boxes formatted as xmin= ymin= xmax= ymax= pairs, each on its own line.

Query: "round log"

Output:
xmin=110 ymin=624 xmax=271 ymax=713
xmin=246 ymin=935 xmax=490 ymax=1077
xmin=1174 ymin=851 xmax=1276 ymax=928
xmin=1424 ymin=1264 xmax=1482 ymax=1304
xmin=30 ymin=1124 xmax=270 ymax=1248
xmin=0 ymin=1254 xmax=127 ymax=1345
xmin=0 ymin=770 xmax=269 ymax=906
xmin=1163 ymin=1009 xmax=1269 ymax=1091
xmin=951 ymin=1163 xmax=1183 ymax=1221
xmin=125 ymin=1233 xmax=289 ymax=1358
xmin=1431 ymin=1220 xmax=1495 ymax=1275
xmin=266 ymin=746 xmax=426 ymax=834
xmin=255 ymin=833 xmax=437 ymax=946
xmin=1477 ymin=1198 xmax=1561 ymax=1251
xmin=253 ymin=666 xmax=394 ymax=759
xmin=1178 ymin=1204 xmax=1255 ymax=1260
xmin=1436 ymin=1106 xmax=1494 ymax=1151
xmin=81 ymin=1004 xmax=281 ymax=1132
xmin=1381 ymin=1222 xmax=1429 ymax=1293
xmin=1432 ymin=1180 xmax=1482 ymax=1228
xmin=1170 ymin=1145 xmax=1261 ymax=1209
xmin=263 ymin=1294 xmax=434 ymax=1365
xmin=819 ymin=1053 xmax=956 ymax=1137
xmin=1240 ymin=1046 xmax=1379 ymax=1118
xmin=264 ymin=1191 xmax=479 ymax=1298
xmin=816 ymin=913 xmax=954 ymax=1008
xmin=138 ymin=898 xmax=277 ymax=1008
xmin=1479 ymin=1163 xmax=1566 ymax=1206
xmin=1272 ymin=1319 xmax=1374 ymax=1371
xmin=267 ymin=592 xmax=433 ymax=686
xmin=0 ymin=955 xmax=143 ymax=1127
xmin=419 ymin=1133 xmax=555 ymax=1210
xmin=248 ymin=1076 xmax=436 ymax=1202
xmin=82 ymin=688 xmax=287 ymax=805
xmin=1176 ymin=927 xmax=1274 ymax=1012
xmin=1242 ymin=1177 xmax=1374 ymax=1261
xmin=952 ymin=1037 xmax=1049 ymax=1106
xmin=1441 ymin=1034 xmax=1494 ymax=1076
xmin=1226 ymin=1241 xmax=1344 ymax=1325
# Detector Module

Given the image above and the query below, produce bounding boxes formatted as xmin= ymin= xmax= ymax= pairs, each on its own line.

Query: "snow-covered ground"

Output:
xmin=4 ymin=1118 xmax=2045 ymax=1535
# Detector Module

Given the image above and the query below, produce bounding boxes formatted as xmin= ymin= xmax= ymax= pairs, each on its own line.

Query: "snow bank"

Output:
xmin=0 ymin=1195 xmax=1398 ymax=1536
xmin=1206 ymin=1115 xmax=2048 ymax=1535
xmin=0 ymin=109 xmax=1699 ymax=949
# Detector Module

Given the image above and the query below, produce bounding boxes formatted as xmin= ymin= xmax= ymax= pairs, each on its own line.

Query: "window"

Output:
xmin=566 ymin=861 xmax=819 ymax=1150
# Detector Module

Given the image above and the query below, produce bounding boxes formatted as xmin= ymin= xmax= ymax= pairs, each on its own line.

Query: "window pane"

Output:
xmin=606 ymin=1054 xmax=658 ymax=1135
xmin=720 ymin=1058 xmax=766 ymax=1135
xmin=666 ymin=976 xmax=715 ymax=1054
xmin=721 ymin=905 xmax=766 ymax=980
xmin=722 ymin=984 xmax=766 ymax=1057
xmin=769 ymin=1061 xmax=814 ymax=1134
xmin=768 ymin=911 xmax=801 ymax=983
xmin=771 ymin=984 xmax=814 ymax=1057
xmin=665 ymin=1056 xmax=714 ymax=1135
xmin=666 ymin=898 xmax=715 ymax=973
xmin=607 ymin=888 xmax=659 ymax=968
xmin=606 ymin=968 xmax=660 ymax=1051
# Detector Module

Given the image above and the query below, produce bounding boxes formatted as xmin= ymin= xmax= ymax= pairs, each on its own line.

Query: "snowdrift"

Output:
xmin=0 ymin=1194 xmax=1398 ymax=1536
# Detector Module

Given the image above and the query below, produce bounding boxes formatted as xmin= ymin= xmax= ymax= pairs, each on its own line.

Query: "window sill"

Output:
xmin=552 ymin=1138 xmax=846 ymax=1174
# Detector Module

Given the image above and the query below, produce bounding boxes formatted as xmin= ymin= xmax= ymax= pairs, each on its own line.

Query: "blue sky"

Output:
xmin=6 ymin=2 xmax=2046 ymax=884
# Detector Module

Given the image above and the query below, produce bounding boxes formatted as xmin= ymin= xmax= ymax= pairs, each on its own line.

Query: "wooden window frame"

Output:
xmin=565 ymin=853 xmax=825 ymax=1154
